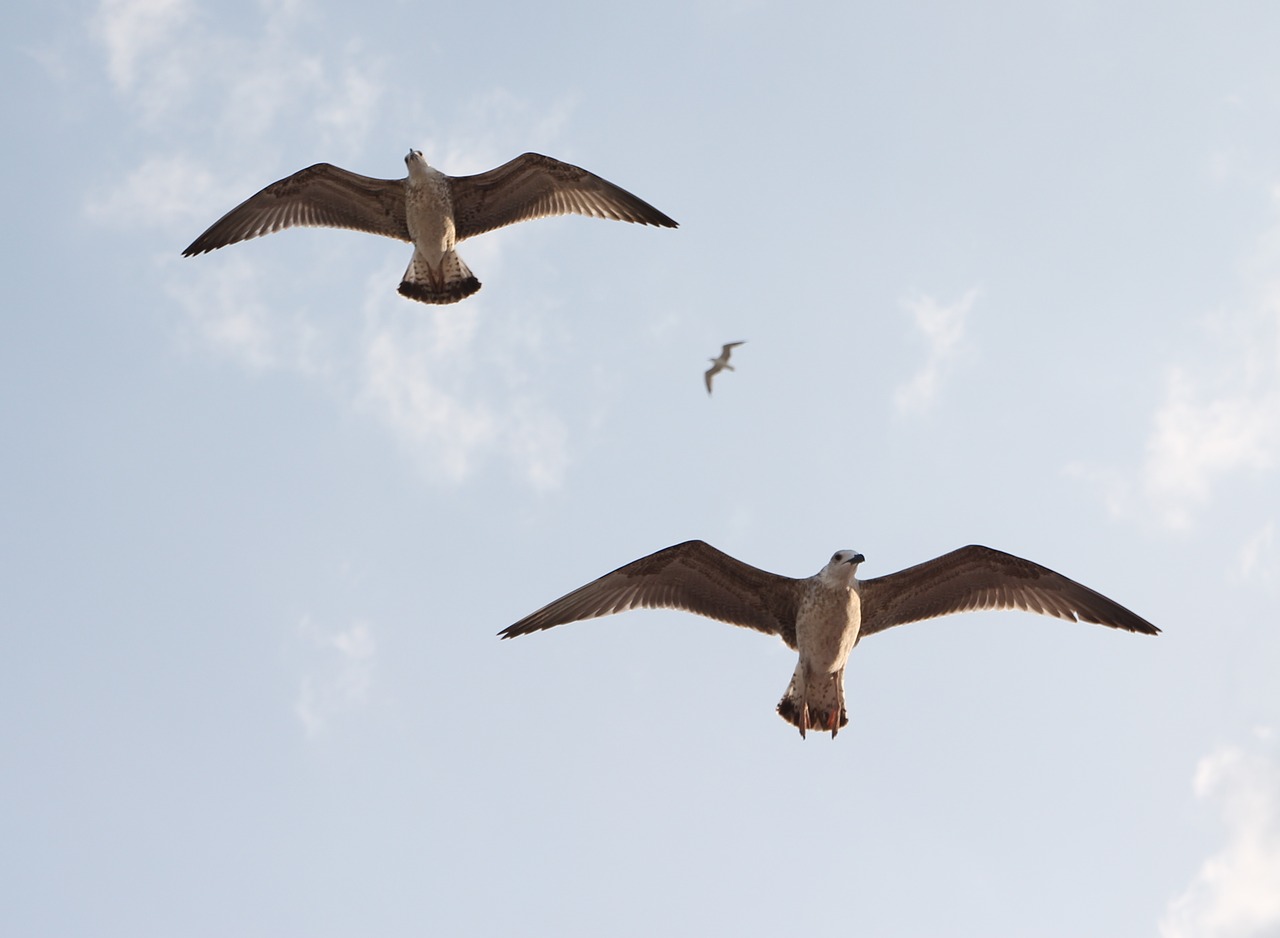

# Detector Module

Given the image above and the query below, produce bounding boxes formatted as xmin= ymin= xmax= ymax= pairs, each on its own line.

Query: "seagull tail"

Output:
xmin=776 ymin=665 xmax=847 ymax=739
xmin=398 ymin=249 xmax=481 ymax=305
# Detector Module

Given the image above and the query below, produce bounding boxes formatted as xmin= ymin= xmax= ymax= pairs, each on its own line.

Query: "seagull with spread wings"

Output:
xmin=501 ymin=540 xmax=1158 ymax=738
xmin=705 ymin=341 xmax=744 ymax=394
xmin=184 ymin=150 xmax=678 ymax=304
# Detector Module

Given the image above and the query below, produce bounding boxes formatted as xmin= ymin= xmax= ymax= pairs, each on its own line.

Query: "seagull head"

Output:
xmin=819 ymin=549 xmax=865 ymax=587
xmin=404 ymin=149 xmax=430 ymax=178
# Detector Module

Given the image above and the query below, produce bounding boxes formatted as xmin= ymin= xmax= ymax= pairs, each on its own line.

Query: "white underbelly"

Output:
xmin=796 ymin=591 xmax=861 ymax=674
xmin=405 ymin=176 xmax=456 ymax=261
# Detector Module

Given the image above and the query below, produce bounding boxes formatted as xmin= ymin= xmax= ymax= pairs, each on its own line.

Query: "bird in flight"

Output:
xmin=183 ymin=150 xmax=678 ymax=304
xmin=500 ymin=540 xmax=1158 ymax=738
xmin=705 ymin=341 xmax=745 ymax=394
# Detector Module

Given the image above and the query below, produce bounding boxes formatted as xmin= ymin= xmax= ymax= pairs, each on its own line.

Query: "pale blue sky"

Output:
xmin=4 ymin=2 xmax=1280 ymax=936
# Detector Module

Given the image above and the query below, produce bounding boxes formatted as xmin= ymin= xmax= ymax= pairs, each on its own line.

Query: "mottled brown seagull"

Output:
xmin=705 ymin=341 xmax=745 ymax=394
xmin=501 ymin=540 xmax=1158 ymax=738
xmin=183 ymin=150 xmax=678 ymax=304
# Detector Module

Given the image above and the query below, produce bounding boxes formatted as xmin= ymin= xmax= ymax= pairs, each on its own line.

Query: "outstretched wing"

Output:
xmin=449 ymin=153 xmax=678 ymax=241
xmin=501 ymin=540 xmax=805 ymax=648
xmin=858 ymin=545 xmax=1159 ymax=638
xmin=183 ymin=164 xmax=410 ymax=255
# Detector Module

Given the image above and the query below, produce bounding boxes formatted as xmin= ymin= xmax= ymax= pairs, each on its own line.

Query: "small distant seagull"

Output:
xmin=705 ymin=341 xmax=745 ymax=394
xmin=501 ymin=540 xmax=1158 ymax=738
xmin=183 ymin=151 xmax=678 ymax=305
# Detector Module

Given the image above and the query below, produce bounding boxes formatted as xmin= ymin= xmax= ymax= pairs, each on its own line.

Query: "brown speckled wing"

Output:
xmin=183 ymin=163 xmax=410 ymax=256
xmin=449 ymin=153 xmax=678 ymax=241
xmin=858 ymin=545 xmax=1159 ymax=637
xmin=500 ymin=540 xmax=804 ymax=648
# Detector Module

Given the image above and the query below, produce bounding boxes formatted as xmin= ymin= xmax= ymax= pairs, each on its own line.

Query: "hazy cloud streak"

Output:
xmin=1161 ymin=732 xmax=1280 ymax=938
xmin=895 ymin=288 xmax=978 ymax=414
xmin=293 ymin=617 xmax=377 ymax=738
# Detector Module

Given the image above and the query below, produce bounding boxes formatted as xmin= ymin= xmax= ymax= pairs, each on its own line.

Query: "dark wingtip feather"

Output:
xmin=499 ymin=618 xmax=551 ymax=640
xmin=1104 ymin=612 xmax=1161 ymax=636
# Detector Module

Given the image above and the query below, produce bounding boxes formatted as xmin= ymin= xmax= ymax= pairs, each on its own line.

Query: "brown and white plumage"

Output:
xmin=500 ymin=540 xmax=1159 ymax=738
xmin=704 ymin=341 xmax=744 ymax=394
xmin=183 ymin=151 xmax=678 ymax=304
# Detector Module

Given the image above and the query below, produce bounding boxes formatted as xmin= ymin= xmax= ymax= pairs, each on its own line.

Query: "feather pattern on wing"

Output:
xmin=449 ymin=153 xmax=679 ymax=241
xmin=858 ymin=545 xmax=1159 ymax=637
xmin=182 ymin=164 xmax=410 ymax=255
xmin=500 ymin=540 xmax=804 ymax=647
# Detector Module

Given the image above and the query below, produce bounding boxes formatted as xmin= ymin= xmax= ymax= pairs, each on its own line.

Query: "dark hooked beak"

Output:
xmin=848 ymin=553 xmax=865 ymax=565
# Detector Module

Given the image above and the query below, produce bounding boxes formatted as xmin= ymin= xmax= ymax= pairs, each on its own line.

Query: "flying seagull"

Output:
xmin=500 ymin=540 xmax=1158 ymax=738
xmin=705 ymin=341 xmax=745 ymax=394
xmin=183 ymin=151 xmax=678 ymax=304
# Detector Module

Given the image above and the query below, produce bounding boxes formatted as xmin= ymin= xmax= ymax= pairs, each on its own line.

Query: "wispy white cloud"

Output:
xmin=164 ymin=255 xmax=569 ymax=488
xmin=504 ymin=402 xmax=571 ymax=491
xmin=1140 ymin=364 xmax=1279 ymax=530
xmin=1074 ymin=193 xmax=1280 ymax=532
xmin=357 ymin=287 xmax=569 ymax=489
xmin=1233 ymin=523 xmax=1276 ymax=584
xmin=314 ymin=59 xmax=384 ymax=151
xmin=88 ymin=0 xmax=389 ymax=142
xmin=91 ymin=0 xmax=195 ymax=107
xmin=167 ymin=256 xmax=329 ymax=375
xmin=84 ymin=152 xmax=222 ymax=229
xmin=1161 ymin=730 xmax=1280 ymax=938
xmin=216 ymin=52 xmax=326 ymax=143
xmin=360 ymin=317 xmax=500 ymax=485
xmin=293 ymin=616 xmax=377 ymax=738
xmin=894 ymin=288 xmax=978 ymax=414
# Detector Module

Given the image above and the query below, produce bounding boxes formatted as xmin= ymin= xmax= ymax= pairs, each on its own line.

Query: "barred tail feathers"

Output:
xmin=776 ymin=664 xmax=848 ymax=738
xmin=398 ymin=249 xmax=481 ymax=305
